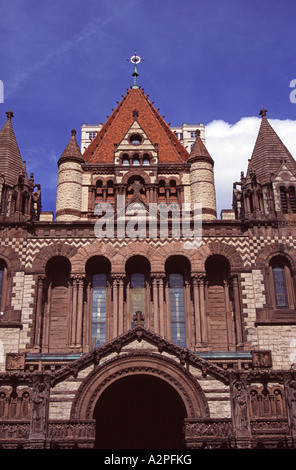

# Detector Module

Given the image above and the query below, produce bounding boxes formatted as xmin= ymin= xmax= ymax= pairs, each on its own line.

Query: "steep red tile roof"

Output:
xmin=0 ymin=111 xmax=24 ymax=186
xmin=247 ymin=109 xmax=296 ymax=184
xmin=82 ymin=88 xmax=189 ymax=164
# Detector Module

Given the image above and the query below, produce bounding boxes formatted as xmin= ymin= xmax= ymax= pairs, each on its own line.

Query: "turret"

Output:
xmin=187 ymin=130 xmax=217 ymax=220
xmin=56 ymin=129 xmax=84 ymax=221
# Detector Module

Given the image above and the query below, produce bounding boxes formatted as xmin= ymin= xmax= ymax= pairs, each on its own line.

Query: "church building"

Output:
xmin=0 ymin=58 xmax=296 ymax=449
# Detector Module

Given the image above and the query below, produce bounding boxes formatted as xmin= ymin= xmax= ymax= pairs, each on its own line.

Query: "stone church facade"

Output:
xmin=0 ymin=86 xmax=296 ymax=449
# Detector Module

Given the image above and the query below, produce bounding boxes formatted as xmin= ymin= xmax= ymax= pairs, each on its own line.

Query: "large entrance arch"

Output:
xmin=94 ymin=374 xmax=186 ymax=449
xmin=70 ymin=352 xmax=210 ymax=449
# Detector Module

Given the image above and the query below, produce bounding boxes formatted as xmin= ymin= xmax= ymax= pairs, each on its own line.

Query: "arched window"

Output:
xmin=132 ymin=154 xmax=140 ymax=166
xmin=91 ymin=273 xmax=107 ymax=349
xmin=165 ymin=255 xmax=190 ymax=348
xmin=44 ymin=256 xmax=71 ymax=352
xmin=272 ymin=265 xmax=288 ymax=308
xmin=169 ymin=273 xmax=186 ymax=348
xmin=270 ymin=257 xmax=295 ymax=310
xmin=122 ymin=154 xmax=130 ymax=166
xmin=131 ymin=273 xmax=146 ymax=326
xmin=86 ymin=256 xmax=111 ymax=350
xmin=205 ymin=255 xmax=235 ymax=350
xmin=143 ymin=154 xmax=150 ymax=166
xmin=126 ymin=255 xmax=150 ymax=329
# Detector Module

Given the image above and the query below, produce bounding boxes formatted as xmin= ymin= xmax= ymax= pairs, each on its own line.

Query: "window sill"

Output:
xmin=256 ymin=307 xmax=296 ymax=325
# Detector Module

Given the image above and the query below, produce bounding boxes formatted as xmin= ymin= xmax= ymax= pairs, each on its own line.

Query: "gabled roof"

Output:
xmin=82 ymin=88 xmax=189 ymax=164
xmin=49 ymin=326 xmax=230 ymax=386
xmin=0 ymin=111 xmax=24 ymax=187
xmin=247 ymin=109 xmax=296 ymax=185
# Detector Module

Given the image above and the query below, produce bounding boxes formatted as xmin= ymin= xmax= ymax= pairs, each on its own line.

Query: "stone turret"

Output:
xmin=56 ymin=129 xmax=84 ymax=221
xmin=0 ymin=111 xmax=41 ymax=221
xmin=187 ymin=129 xmax=217 ymax=220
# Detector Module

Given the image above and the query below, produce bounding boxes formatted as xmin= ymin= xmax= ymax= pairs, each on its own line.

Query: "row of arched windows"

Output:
xmin=0 ymin=253 xmax=295 ymax=351
xmin=94 ymin=176 xmax=181 ymax=206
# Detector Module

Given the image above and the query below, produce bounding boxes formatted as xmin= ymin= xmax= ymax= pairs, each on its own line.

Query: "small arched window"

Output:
xmin=143 ymin=154 xmax=150 ymax=166
xmin=272 ymin=265 xmax=288 ymax=309
xmin=132 ymin=154 xmax=140 ymax=166
xmin=122 ymin=154 xmax=130 ymax=166
xmin=270 ymin=257 xmax=295 ymax=310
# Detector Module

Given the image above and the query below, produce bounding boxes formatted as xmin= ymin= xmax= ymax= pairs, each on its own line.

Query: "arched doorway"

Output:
xmin=93 ymin=374 xmax=187 ymax=449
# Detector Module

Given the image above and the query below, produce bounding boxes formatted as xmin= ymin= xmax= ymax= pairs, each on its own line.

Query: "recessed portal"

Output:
xmin=94 ymin=374 xmax=187 ymax=449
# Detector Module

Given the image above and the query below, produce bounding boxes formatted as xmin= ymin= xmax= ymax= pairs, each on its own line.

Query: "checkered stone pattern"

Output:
xmin=248 ymin=234 xmax=296 ymax=263
xmin=1 ymin=237 xmax=28 ymax=267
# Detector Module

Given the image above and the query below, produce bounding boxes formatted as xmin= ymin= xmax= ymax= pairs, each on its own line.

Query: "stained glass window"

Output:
xmin=131 ymin=273 xmax=145 ymax=326
xmin=272 ymin=265 xmax=288 ymax=309
xmin=91 ymin=273 xmax=107 ymax=349
xmin=169 ymin=273 xmax=186 ymax=347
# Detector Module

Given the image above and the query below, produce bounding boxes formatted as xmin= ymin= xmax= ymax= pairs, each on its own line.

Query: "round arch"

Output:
xmin=70 ymin=352 xmax=209 ymax=421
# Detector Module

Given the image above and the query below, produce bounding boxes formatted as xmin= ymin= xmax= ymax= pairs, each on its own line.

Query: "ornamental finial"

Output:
xmin=127 ymin=49 xmax=144 ymax=89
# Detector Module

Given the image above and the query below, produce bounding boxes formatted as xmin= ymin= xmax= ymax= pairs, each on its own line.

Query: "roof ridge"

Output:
xmin=83 ymin=88 xmax=189 ymax=165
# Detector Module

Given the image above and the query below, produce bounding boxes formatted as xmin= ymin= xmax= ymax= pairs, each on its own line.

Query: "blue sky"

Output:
xmin=1 ymin=0 xmax=296 ymax=215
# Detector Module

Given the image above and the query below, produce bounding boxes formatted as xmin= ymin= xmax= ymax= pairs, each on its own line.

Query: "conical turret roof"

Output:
xmin=187 ymin=129 xmax=213 ymax=164
xmin=247 ymin=109 xmax=296 ymax=184
xmin=59 ymin=129 xmax=84 ymax=164
xmin=0 ymin=111 xmax=24 ymax=186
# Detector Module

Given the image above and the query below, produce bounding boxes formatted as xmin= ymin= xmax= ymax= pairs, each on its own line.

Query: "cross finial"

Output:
xmin=6 ymin=110 xmax=14 ymax=120
xmin=133 ymin=310 xmax=145 ymax=326
xmin=259 ymin=108 xmax=268 ymax=118
xmin=127 ymin=50 xmax=144 ymax=89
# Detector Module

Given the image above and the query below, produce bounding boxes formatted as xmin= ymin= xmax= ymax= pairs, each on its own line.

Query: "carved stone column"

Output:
xmin=118 ymin=276 xmax=125 ymax=335
xmin=192 ymin=275 xmax=202 ymax=348
xmin=112 ymin=276 xmax=119 ymax=339
xmin=33 ymin=275 xmax=45 ymax=351
xmin=199 ymin=275 xmax=208 ymax=346
xmin=152 ymin=276 xmax=159 ymax=334
xmin=185 ymin=280 xmax=192 ymax=348
xmin=224 ymin=279 xmax=235 ymax=349
xmin=70 ymin=276 xmax=78 ymax=346
xmin=231 ymin=274 xmax=243 ymax=349
xmin=76 ymin=276 xmax=84 ymax=347
xmin=158 ymin=275 xmax=165 ymax=337
xmin=164 ymin=279 xmax=171 ymax=339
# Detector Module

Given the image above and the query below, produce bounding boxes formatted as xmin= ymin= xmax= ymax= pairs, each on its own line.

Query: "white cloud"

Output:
xmin=205 ymin=117 xmax=296 ymax=217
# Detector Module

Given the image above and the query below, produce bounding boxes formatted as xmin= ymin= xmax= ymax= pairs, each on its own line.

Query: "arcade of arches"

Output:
xmin=33 ymin=251 xmax=244 ymax=354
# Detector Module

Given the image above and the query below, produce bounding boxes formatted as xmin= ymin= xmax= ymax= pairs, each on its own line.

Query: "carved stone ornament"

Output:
xmin=232 ymin=379 xmax=250 ymax=432
xmin=6 ymin=353 xmax=26 ymax=371
xmin=252 ymin=350 xmax=272 ymax=368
